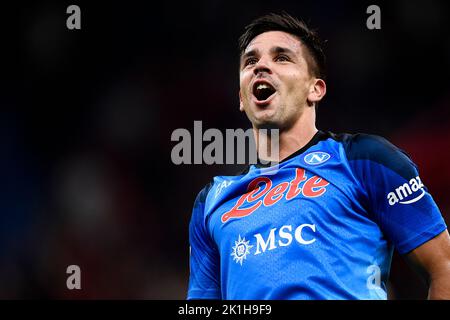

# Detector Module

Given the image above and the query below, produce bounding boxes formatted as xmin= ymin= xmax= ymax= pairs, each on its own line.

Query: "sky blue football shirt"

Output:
xmin=187 ymin=131 xmax=447 ymax=300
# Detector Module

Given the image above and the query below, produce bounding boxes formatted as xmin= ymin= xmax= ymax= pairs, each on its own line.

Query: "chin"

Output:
xmin=253 ymin=119 xmax=281 ymax=130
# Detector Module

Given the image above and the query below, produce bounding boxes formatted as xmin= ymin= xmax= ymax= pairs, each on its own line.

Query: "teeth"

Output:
xmin=257 ymin=84 xmax=270 ymax=90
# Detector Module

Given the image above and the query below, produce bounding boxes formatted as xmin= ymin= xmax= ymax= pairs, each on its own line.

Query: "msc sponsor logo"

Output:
xmin=221 ymin=168 xmax=329 ymax=223
xmin=231 ymin=235 xmax=253 ymax=266
xmin=254 ymin=224 xmax=317 ymax=254
xmin=231 ymin=224 xmax=317 ymax=265
xmin=387 ymin=176 xmax=425 ymax=206
xmin=304 ymin=151 xmax=331 ymax=165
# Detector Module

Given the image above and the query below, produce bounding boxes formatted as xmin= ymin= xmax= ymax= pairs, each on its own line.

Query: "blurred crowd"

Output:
xmin=2 ymin=0 xmax=449 ymax=298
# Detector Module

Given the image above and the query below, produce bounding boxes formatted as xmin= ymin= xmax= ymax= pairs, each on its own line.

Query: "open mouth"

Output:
xmin=252 ymin=81 xmax=276 ymax=102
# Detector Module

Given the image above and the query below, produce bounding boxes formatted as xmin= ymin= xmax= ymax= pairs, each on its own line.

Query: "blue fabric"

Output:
xmin=187 ymin=132 xmax=446 ymax=300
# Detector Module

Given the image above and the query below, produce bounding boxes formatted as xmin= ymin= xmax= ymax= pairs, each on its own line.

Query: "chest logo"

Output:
xmin=304 ymin=151 xmax=331 ymax=165
xmin=221 ymin=168 xmax=329 ymax=223
xmin=231 ymin=235 xmax=253 ymax=266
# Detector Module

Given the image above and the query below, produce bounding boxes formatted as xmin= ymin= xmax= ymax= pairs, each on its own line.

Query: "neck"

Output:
xmin=253 ymin=108 xmax=317 ymax=163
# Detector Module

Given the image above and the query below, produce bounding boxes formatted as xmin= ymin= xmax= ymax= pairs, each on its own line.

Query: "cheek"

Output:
xmin=284 ymin=73 xmax=309 ymax=95
xmin=240 ymin=73 xmax=252 ymax=97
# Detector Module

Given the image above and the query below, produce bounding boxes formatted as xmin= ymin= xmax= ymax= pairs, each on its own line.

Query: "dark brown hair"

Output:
xmin=239 ymin=12 xmax=326 ymax=79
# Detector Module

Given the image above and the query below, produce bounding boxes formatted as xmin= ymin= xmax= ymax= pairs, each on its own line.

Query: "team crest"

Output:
xmin=304 ymin=151 xmax=331 ymax=165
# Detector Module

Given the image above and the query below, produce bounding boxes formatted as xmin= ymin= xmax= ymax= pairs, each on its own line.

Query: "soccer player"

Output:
xmin=187 ymin=13 xmax=450 ymax=299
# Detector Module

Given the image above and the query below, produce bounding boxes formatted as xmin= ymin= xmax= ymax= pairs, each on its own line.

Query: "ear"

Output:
xmin=239 ymin=90 xmax=244 ymax=112
xmin=307 ymin=79 xmax=326 ymax=106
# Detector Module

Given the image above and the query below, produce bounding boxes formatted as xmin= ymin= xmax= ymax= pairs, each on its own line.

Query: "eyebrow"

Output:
xmin=241 ymin=46 xmax=296 ymax=63
xmin=270 ymin=46 xmax=296 ymax=56
xmin=241 ymin=49 xmax=258 ymax=62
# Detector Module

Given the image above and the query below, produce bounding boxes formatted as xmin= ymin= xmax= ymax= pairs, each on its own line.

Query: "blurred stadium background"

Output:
xmin=2 ymin=0 xmax=450 ymax=298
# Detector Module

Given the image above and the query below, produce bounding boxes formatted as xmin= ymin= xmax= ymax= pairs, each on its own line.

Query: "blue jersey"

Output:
xmin=187 ymin=131 xmax=446 ymax=300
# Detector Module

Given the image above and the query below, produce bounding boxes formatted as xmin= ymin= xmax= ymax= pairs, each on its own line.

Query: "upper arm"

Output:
xmin=187 ymin=184 xmax=221 ymax=300
xmin=345 ymin=134 xmax=447 ymax=254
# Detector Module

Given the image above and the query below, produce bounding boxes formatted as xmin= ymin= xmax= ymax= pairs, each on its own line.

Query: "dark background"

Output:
xmin=2 ymin=0 xmax=450 ymax=298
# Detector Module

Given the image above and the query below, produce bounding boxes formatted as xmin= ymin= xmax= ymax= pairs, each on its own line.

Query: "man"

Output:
xmin=187 ymin=12 xmax=450 ymax=299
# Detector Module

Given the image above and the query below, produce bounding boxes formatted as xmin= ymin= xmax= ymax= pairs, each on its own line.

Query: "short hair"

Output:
xmin=238 ymin=12 xmax=326 ymax=80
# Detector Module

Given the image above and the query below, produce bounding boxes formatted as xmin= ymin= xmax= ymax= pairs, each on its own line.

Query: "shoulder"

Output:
xmin=194 ymin=182 xmax=214 ymax=207
xmin=196 ymin=166 xmax=251 ymax=203
xmin=327 ymin=131 xmax=417 ymax=178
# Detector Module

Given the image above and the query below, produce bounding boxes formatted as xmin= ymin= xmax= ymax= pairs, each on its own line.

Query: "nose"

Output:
xmin=253 ymin=58 xmax=272 ymax=76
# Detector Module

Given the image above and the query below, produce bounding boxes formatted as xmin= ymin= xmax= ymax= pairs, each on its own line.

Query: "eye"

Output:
xmin=275 ymin=55 xmax=290 ymax=62
xmin=244 ymin=57 xmax=258 ymax=67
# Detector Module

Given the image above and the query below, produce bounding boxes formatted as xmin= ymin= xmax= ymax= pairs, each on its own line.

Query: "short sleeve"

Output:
xmin=344 ymin=134 xmax=447 ymax=255
xmin=187 ymin=183 xmax=221 ymax=299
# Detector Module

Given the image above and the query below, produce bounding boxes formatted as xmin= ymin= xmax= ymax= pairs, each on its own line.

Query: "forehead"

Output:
xmin=244 ymin=31 xmax=303 ymax=55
